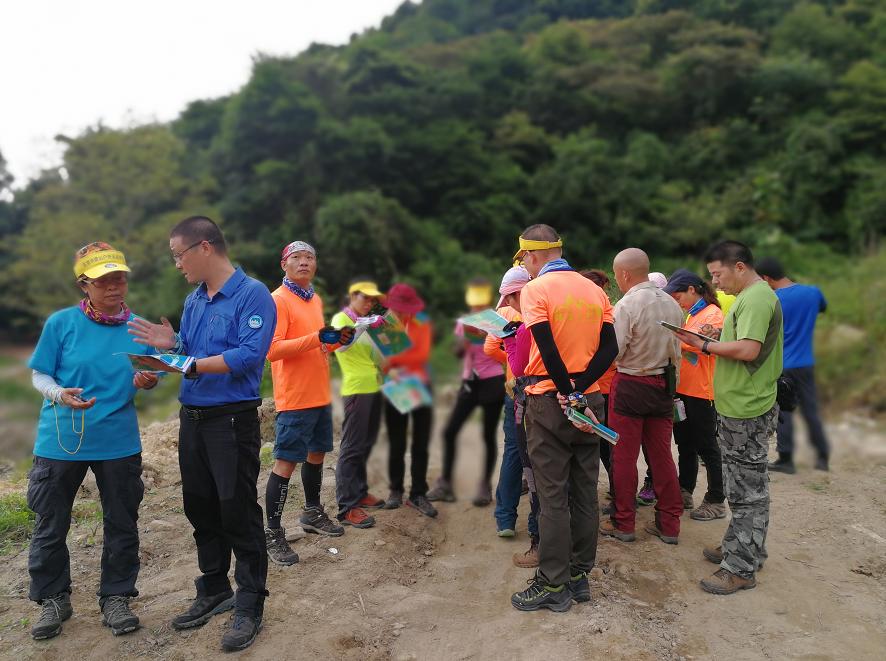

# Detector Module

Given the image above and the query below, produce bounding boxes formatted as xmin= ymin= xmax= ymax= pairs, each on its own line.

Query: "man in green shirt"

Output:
xmin=673 ymin=241 xmax=782 ymax=596
xmin=331 ymin=279 xmax=389 ymax=528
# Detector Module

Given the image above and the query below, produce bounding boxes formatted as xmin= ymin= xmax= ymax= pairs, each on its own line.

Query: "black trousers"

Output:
xmin=178 ymin=407 xmax=268 ymax=619
xmin=776 ymin=366 xmax=830 ymax=457
xmin=441 ymin=379 xmax=505 ymax=483
xmin=27 ymin=453 xmax=143 ymax=604
xmin=385 ymin=402 xmax=432 ymax=497
xmin=336 ymin=392 xmax=383 ymax=517
xmin=672 ymin=394 xmax=725 ymax=504
xmin=598 ymin=394 xmax=613 ymax=493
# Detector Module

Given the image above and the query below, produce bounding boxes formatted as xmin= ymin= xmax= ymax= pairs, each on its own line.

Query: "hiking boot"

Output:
xmin=636 ymin=480 xmax=656 ymax=506
xmin=426 ymin=478 xmax=455 ymax=503
xmin=497 ymin=528 xmax=515 ymax=538
xmin=406 ymin=494 xmax=438 ymax=518
xmin=357 ymin=494 xmax=386 ymax=509
xmin=511 ymin=577 xmax=572 ymax=613
xmin=341 ymin=507 xmax=375 ymax=529
xmin=568 ymin=572 xmax=591 ymax=603
xmin=521 ymin=477 xmax=529 ymax=495
xmin=815 ymin=456 xmax=829 ymax=472
xmin=600 ymin=518 xmax=635 ymax=542
xmin=265 ymin=527 xmax=299 ymax=566
xmin=768 ymin=457 xmax=796 ymax=474
xmin=100 ymin=595 xmax=140 ymax=635
xmin=644 ymin=520 xmax=678 ymax=545
xmin=220 ymin=614 xmax=263 ymax=651
xmin=384 ymin=490 xmax=403 ymax=510
xmin=703 ymin=544 xmax=724 ymax=564
xmin=700 ymin=568 xmax=756 ymax=595
xmin=702 ymin=544 xmax=765 ymax=572
xmin=513 ymin=538 xmax=539 ymax=568
xmin=602 ymin=500 xmax=637 ymax=515
xmin=690 ymin=500 xmax=727 ymax=521
xmin=31 ymin=592 xmax=73 ymax=640
xmin=300 ymin=505 xmax=344 ymax=537
xmin=472 ymin=481 xmax=492 ymax=507
xmin=681 ymin=488 xmax=694 ymax=510
xmin=171 ymin=590 xmax=235 ymax=630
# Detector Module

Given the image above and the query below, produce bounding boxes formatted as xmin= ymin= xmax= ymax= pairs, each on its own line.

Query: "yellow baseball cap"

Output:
xmin=348 ymin=281 xmax=386 ymax=300
xmin=73 ymin=243 xmax=131 ymax=280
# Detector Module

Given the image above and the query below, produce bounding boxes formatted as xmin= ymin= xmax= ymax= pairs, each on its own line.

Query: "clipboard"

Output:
xmin=658 ymin=320 xmax=719 ymax=343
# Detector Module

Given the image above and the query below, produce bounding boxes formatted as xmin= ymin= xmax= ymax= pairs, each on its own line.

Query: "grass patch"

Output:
xmin=0 ymin=494 xmax=35 ymax=547
xmin=806 ymin=479 xmax=832 ymax=492
xmin=260 ymin=445 xmax=274 ymax=468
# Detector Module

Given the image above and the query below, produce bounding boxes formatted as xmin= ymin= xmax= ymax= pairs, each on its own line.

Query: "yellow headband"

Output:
xmin=348 ymin=281 xmax=386 ymax=300
xmin=465 ymin=285 xmax=492 ymax=307
xmin=512 ymin=237 xmax=563 ymax=261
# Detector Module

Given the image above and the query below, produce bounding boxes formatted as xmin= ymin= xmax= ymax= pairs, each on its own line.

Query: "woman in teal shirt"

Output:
xmin=332 ymin=279 xmax=388 ymax=529
xmin=27 ymin=243 xmax=158 ymax=641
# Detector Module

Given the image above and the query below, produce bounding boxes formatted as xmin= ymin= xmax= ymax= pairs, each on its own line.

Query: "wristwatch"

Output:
xmin=184 ymin=360 xmax=199 ymax=380
xmin=702 ymin=340 xmax=711 ymax=356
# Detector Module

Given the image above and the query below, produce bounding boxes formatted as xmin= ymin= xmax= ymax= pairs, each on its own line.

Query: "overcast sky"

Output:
xmin=0 ymin=0 xmax=407 ymax=187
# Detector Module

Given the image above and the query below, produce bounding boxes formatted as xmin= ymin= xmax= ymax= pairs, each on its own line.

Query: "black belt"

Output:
xmin=182 ymin=399 xmax=262 ymax=421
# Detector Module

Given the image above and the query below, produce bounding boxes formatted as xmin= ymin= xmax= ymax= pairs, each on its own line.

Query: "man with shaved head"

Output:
xmin=602 ymin=248 xmax=685 ymax=546
xmin=508 ymin=224 xmax=619 ymax=613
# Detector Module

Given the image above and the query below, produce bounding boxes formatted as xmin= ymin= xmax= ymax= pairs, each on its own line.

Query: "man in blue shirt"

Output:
xmin=756 ymin=257 xmax=830 ymax=473
xmin=128 ymin=216 xmax=275 ymax=652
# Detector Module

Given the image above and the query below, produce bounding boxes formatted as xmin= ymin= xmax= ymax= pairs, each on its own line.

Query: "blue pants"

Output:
xmin=776 ymin=366 xmax=830 ymax=458
xmin=494 ymin=395 xmax=537 ymax=537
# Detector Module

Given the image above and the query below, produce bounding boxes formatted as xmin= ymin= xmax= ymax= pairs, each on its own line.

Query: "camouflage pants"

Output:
xmin=718 ymin=406 xmax=778 ymax=579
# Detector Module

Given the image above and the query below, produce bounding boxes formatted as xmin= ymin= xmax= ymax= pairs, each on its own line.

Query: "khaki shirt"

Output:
xmin=613 ymin=281 xmax=685 ymax=378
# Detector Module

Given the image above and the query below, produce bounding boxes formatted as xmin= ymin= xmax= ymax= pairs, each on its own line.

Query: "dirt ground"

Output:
xmin=1 ymin=394 xmax=884 ymax=661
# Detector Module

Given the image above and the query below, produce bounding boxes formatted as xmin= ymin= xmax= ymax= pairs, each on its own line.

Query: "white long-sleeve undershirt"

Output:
xmin=31 ymin=369 xmax=67 ymax=405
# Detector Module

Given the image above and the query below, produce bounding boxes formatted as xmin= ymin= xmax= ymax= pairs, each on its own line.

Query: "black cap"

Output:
xmin=662 ymin=269 xmax=704 ymax=294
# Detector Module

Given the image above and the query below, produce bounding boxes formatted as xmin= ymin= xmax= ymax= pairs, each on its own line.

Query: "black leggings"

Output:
xmin=442 ymin=379 xmax=504 ymax=483
xmin=599 ymin=394 xmax=613 ymax=493
xmin=672 ymin=394 xmax=724 ymax=503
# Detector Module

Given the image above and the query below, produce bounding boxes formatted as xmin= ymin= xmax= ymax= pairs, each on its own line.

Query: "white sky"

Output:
xmin=0 ymin=0 xmax=407 ymax=187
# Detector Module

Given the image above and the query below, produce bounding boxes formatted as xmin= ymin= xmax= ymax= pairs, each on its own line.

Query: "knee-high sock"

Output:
xmin=265 ymin=471 xmax=290 ymax=529
xmin=302 ymin=461 xmax=323 ymax=508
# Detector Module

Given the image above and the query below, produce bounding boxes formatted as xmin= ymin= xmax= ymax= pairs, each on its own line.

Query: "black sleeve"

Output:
xmin=529 ymin=322 xmax=573 ymax=396
xmin=574 ymin=322 xmax=618 ymax=394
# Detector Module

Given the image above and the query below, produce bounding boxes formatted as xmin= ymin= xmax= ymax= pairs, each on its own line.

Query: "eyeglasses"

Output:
xmin=82 ymin=275 xmax=128 ymax=289
xmin=172 ymin=240 xmax=211 ymax=264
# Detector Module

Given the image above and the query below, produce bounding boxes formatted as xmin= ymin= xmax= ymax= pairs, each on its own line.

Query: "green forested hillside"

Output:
xmin=1 ymin=1 xmax=885 ymax=406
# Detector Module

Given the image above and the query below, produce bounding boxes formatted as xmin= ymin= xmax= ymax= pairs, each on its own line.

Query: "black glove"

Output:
xmin=318 ymin=326 xmax=340 ymax=343
xmin=502 ymin=320 xmax=523 ymax=337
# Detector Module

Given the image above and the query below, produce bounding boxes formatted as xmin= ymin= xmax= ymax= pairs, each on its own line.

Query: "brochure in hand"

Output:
xmin=335 ymin=315 xmax=383 ymax=354
xmin=457 ymin=309 xmax=510 ymax=338
xmin=362 ymin=313 xmax=413 ymax=358
xmin=122 ymin=353 xmax=196 ymax=374
xmin=381 ymin=375 xmax=432 ymax=414
xmin=658 ymin=320 xmax=720 ymax=343
xmin=565 ymin=408 xmax=620 ymax=446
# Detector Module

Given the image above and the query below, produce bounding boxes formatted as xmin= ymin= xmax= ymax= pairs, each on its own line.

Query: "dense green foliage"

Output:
xmin=1 ymin=0 xmax=885 ymax=409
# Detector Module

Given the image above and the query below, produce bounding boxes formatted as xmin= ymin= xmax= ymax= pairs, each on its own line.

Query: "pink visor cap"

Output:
xmin=496 ymin=266 xmax=530 ymax=309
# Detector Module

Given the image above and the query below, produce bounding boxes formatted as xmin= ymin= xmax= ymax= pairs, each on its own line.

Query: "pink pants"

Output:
xmin=608 ymin=372 xmax=682 ymax=537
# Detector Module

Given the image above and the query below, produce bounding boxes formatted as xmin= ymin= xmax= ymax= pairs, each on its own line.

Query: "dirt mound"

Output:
xmin=1 ymin=411 xmax=884 ymax=661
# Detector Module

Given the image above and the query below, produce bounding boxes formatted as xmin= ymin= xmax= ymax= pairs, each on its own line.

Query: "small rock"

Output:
xmin=285 ymin=527 xmax=306 ymax=542
xmin=393 ymin=622 xmax=405 ymax=630
xmin=392 ymin=630 xmax=401 ymax=637
xmin=424 ymin=550 xmax=434 ymax=556
xmin=589 ymin=568 xmax=604 ymax=581
xmin=375 ymin=540 xmax=386 ymax=547
xmin=146 ymin=519 xmax=175 ymax=532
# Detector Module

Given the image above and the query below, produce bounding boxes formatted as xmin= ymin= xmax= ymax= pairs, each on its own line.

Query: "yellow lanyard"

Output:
xmin=53 ymin=402 xmax=85 ymax=455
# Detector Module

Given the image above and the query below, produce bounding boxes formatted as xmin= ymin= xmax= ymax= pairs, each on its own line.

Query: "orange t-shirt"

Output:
xmin=483 ymin=306 xmax=519 ymax=381
xmin=521 ymin=270 xmax=614 ymax=395
xmin=676 ymin=303 xmax=724 ymax=401
xmin=267 ymin=286 xmax=335 ymax=412
xmin=385 ymin=313 xmax=433 ymax=384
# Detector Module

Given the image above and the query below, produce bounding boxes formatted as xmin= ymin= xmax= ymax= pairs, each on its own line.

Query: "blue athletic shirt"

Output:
xmin=28 ymin=307 xmax=153 ymax=461
xmin=775 ymin=283 xmax=827 ymax=369
xmin=178 ymin=267 xmax=276 ymax=407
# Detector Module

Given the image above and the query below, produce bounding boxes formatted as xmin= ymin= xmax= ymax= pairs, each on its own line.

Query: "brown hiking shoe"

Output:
xmin=341 ymin=507 xmax=375 ymax=529
xmin=691 ymin=500 xmax=727 ymax=521
xmin=357 ymin=494 xmax=385 ymax=509
xmin=513 ymin=539 xmax=539 ymax=568
xmin=681 ymin=488 xmax=694 ymax=510
xmin=644 ymin=520 xmax=678 ymax=545
xmin=600 ymin=518 xmax=636 ymax=542
xmin=703 ymin=544 xmax=724 ymax=564
xmin=700 ymin=568 xmax=756 ymax=595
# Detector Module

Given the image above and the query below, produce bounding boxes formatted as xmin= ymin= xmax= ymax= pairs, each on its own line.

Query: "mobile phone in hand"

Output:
xmin=71 ymin=394 xmax=88 ymax=403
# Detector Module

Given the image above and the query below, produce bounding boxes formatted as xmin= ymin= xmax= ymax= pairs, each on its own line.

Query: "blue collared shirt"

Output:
xmin=179 ymin=267 xmax=276 ymax=407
